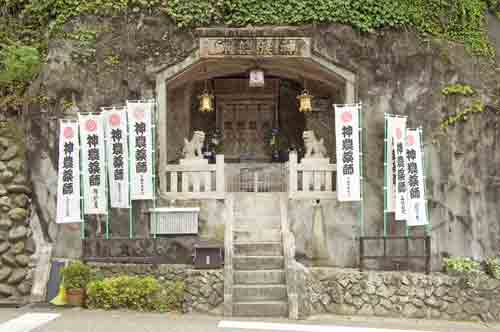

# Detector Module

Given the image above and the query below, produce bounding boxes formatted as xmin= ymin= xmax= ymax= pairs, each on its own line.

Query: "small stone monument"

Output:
xmin=180 ymin=131 xmax=207 ymax=165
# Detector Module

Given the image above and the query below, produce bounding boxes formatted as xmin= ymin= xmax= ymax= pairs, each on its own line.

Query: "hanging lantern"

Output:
xmin=249 ymin=68 xmax=265 ymax=88
xmin=198 ymin=89 xmax=214 ymax=113
xmin=297 ymin=89 xmax=313 ymax=112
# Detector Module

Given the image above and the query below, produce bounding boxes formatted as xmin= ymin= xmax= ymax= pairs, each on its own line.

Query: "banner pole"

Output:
xmin=152 ymin=100 xmax=158 ymax=239
xmin=405 ymin=125 xmax=410 ymax=238
xmin=419 ymin=127 xmax=432 ymax=236
xmin=127 ymin=107 xmax=133 ymax=239
xmin=104 ymin=112 xmax=110 ymax=240
xmin=383 ymin=113 xmax=388 ymax=238
xmin=77 ymin=119 xmax=85 ymax=240
xmin=358 ymin=103 xmax=364 ymax=237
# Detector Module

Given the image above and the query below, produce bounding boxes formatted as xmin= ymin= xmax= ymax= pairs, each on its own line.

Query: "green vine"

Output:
xmin=440 ymin=99 xmax=485 ymax=130
xmin=441 ymin=84 xmax=476 ymax=97
xmin=0 ymin=0 xmax=498 ymax=113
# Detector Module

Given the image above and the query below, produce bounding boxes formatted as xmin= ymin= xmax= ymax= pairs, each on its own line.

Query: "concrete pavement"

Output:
xmin=0 ymin=306 xmax=498 ymax=332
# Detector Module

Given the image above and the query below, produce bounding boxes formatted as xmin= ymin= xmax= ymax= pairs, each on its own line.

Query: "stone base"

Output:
xmin=180 ymin=158 xmax=208 ymax=165
xmin=300 ymin=158 xmax=330 ymax=165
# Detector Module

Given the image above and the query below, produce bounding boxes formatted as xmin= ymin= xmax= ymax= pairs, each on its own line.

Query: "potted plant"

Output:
xmin=60 ymin=261 xmax=92 ymax=306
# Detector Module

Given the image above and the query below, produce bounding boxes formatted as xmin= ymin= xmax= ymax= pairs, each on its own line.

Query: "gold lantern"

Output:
xmin=297 ymin=89 xmax=313 ymax=112
xmin=198 ymin=80 xmax=214 ymax=112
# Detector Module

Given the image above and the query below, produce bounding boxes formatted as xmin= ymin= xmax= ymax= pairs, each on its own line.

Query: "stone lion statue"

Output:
xmin=303 ymin=130 xmax=327 ymax=158
xmin=183 ymin=131 xmax=205 ymax=159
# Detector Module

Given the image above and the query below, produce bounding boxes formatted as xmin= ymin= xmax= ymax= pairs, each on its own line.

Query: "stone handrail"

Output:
xmin=162 ymin=155 xmax=225 ymax=200
xmin=288 ymin=152 xmax=336 ymax=199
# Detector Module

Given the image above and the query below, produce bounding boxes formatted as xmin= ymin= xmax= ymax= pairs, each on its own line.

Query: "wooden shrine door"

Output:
xmin=216 ymin=79 xmax=278 ymax=161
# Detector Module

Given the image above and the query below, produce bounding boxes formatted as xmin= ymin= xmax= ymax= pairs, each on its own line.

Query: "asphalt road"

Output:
xmin=0 ymin=306 xmax=498 ymax=332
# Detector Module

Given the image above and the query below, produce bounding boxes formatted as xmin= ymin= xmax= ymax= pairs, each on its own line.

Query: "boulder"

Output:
xmin=7 ymin=159 xmax=23 ymax=172
xmin=13 ymin=175 xmax=27 ymax=185
xmin=8 ymin=226 xmax=27 ymax=240
xmin=15 ymin=255 xmax=30 ymax=267
xmin=12 ymin=241 xmax=24 ymax=254
xmin=0 ymin=218 xmax=12 ymax=230
xmin=0 ymin=241 xmax=10 ymax=254
xmin=8 ymin=208 xmax=29 ymax=222
xmin=0 ymin=284 xmax=15 ymax=297
xmin=8 ymin=268 xmax=27 ymax=284
xmin=0 ymin=184 xmax=7 ymax=196
xmin=0 ymin=171 xmax=14 ymax=183
xmin=7 ymin=185 xmax=31 ymax=195
xmin=12 ymin=194 xmax=29 ymax=208
xmin=0 ymin=196 xmax=11 ymax=209
xmin=17 ymin=281 xmax=32 ymax=295
xmin=0 ymin=266 xmax=12 ymax=281
xmin=2 ymin=254 xmax=17 ymax=267
xmin=0 ymin=146 xmax=18 ymax=161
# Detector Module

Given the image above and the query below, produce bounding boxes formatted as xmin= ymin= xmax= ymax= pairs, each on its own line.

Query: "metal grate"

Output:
xmin=227 ymin=164 xmax=287 ymax=192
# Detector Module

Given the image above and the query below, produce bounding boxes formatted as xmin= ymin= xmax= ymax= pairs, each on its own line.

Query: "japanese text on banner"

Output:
xmin=406 ymin=129 xmax=428 ymax=226
xmin=335 ymin=104 xmax=361 ymax=201
xmin=127 ymin=101 xmax=154 ymax=200
xmin=104 ymin=108 xmax=130 ymax=208
xmin=56 ymin=120 xmax=81 ymax=223
xmin=79 ymin=113 xmax=107 ymax=214
xmin=392 ymin=116 xmax=408 ymax=220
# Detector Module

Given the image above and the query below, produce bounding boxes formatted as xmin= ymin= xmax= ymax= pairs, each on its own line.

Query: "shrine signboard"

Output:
xmin=200 ymin=37 xmax=311 ymax=58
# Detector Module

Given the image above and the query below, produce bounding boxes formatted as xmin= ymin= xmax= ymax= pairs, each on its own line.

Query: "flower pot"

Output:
xmin=66 ymin=288 xmax=85 ymax=307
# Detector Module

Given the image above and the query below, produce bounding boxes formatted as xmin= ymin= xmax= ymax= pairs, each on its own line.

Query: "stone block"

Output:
xmin=0 ymin=146 xmax=18 ymax=161
xmin=8 ymin=268 xmax=27 ymax=284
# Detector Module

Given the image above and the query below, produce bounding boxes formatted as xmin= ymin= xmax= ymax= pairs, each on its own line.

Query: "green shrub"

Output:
xmin=60 ymin=261 xmax=93 ymax=290
xmin=86 ymin=275 xmax=184 ymax=311
xmin=443 ymin=256 xmax=481 ymax=274
xmin=0 ymin=45 xmax=41 ymax=83
xmin=155 ymin=280 xmax=185 ymax=312
xmin=485 ymin=257 xmax=500 ymax=280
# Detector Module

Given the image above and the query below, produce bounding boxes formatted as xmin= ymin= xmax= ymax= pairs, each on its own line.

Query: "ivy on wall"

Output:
xmin=0 ymin=0 xmax=498 ymax=112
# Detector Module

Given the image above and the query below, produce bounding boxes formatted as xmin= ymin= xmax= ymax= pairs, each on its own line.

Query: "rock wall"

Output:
xmin=88 ymin=263 xmax=223 ymax=314
xmin=0 ymin=120 xmax=35 ymax=301
xmin=27 ymin=14 xmax=500 ymax=269
xmin=298 ymin=267 xmax=500 ymax=322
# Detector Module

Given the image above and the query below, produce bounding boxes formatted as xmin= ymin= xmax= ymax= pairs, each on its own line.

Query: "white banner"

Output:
xmin=385 ymin=116 xmax=396 ymax=212
xmin=104 ymin=108 xmax=130 ymax=208
xmin=335 ymin=104 xmax=361 ymax=201
xmin=127 ymin=101 xmax=154 ymax=200
xmin=79 ymin=113 xmax=107 ymax=214
xmin=406 ymin=129 xmax=428 ymax=226
xmin=392 ymin=116 xmax=408 ymax=220
xmin=56 ymin=120 xmax=81 ymax=223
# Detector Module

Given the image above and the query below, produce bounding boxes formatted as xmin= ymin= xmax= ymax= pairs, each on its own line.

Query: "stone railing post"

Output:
xmin=288 ymin=152 xmax=297 ymax=198
xmin=216 ymin=154 xmax=225 ymax=196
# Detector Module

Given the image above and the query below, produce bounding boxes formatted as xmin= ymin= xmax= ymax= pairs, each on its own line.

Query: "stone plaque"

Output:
xmin=200 ymin=37 xmax=311 ymax=58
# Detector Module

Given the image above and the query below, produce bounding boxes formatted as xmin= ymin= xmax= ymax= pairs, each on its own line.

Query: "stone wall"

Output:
xmin=88 ymin=263 xmax=223 ymax=314
xmin=0 ymin=121 xmax=35 ymax=302
xmin=298 ymin=267 xmax=500 ymax=322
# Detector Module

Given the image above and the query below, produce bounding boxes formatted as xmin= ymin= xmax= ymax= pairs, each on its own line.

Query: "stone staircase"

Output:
xmin=230 ymin=193 xmax=288 ymax=317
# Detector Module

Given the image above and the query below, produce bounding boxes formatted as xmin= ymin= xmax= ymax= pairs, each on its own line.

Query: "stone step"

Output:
xmin=234 ymin=242 xmax=282 ymax=256
xmin=233 ymin=284 xmax=287 ymax=301
xmin=233 ymin=256 xmax=284 ymax=270
xmin=234 ymin=270 xmax=286 ymax=285
xmin=233 ymin=301 xmax=288 ymax=317
xmin=233 ymin=228 xmax=282 ymax=242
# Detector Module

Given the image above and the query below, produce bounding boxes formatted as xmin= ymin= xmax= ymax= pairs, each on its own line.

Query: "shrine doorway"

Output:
xmin=155 ymin=31 xmax=357 ymax=195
